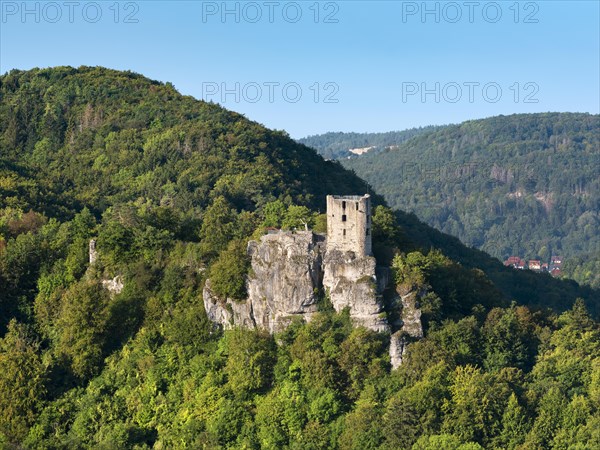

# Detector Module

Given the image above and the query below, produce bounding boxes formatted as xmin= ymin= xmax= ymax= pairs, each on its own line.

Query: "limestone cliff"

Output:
xmin=389 ymin=333 xmax=409 ymax=369
xmin=246 ymin=231 xmax=324 ymax=332
xmin=203 ymin=279 xmax=255 ymax=329
xmin=389 ymin=285 xmax=425 ymax=369
xmin=397 ymin=285 xmax=425 ymax=340
xmin=203 ymin=231 xmax=324 ymax=333
xmin=203 ymin=230 xmax=391 ymax=333
xmin=322 ymin=250 xmax=389 ymax=332
xmin=202 ymin=229 xmax=424 ymax=367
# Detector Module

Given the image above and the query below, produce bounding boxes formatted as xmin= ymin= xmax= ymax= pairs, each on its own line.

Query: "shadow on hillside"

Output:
xmin=394 ymin=209 xmax=600 ymax=319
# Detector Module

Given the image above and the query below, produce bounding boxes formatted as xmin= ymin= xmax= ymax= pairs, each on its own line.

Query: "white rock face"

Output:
xmin=203 ymin=279 xmax=255 ymax=329
xmin=102 ymin=276 xmax=124 ymax=295
xmin=389 ymin=332 xmax=409 ymax=368
xmin=388 ymin=286 xmax=426 ymax=369
xmin=202 ymin=230 xmax=428 ymax=369
xmin=89 ymin=239 xmax=98 ymax=265
xmin=246 ymin=231 xmax=323 ymax=332
xmin=203 ymin=231 xmax=324 ymax=333
xmin=203 ymin=231 xmax=392 ymax=333
xmin=200 ymin=219 xmax=431 ymax=371
xmin=399 ymin=289 xmax=424 ymax=340
xmin=322 ymin=249 xmax=389 ymax=333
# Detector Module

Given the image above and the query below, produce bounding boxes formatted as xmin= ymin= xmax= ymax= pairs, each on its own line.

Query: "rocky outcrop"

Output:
xmin=201 ymin=227 xmax=429 ymax=369
xmin=89 ymin=239 xmax=98 ymax=265
xmin=203 ymin=279 xmax=255 ymax=329
xmin=389 ymin=332 xmax=409 ymax=369
xmin=246 ymin=231 xmax=324 ymax=332
xmin=102 ymin=275 xmax=124 ymax=295
xmin=397 ymin=286 xmax=424 ymax=340
xmin=203 ymin=230 xmax=392 ymax=333
xmin=201 ymin=228 xmax=428 ymax=370
xmin=203 ymin=231 xmax=324 ymax=333
xmin=322 ymin=250 xmax=389 ymax=333
xmin=201 ymin=221 xmax=429 ymax=370
xmin=389 ymin=285 xmax=425 ymax=369
xmin=87 ymin=239 xmax=123 ymax=296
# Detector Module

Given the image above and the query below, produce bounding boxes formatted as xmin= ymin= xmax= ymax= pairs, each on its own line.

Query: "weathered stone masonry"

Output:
xmin=326 ymin=194 xmax=372 ymax=256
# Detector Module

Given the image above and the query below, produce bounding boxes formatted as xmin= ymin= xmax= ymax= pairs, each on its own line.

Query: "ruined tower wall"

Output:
xmin=326 ymin=194 xmax=372 ymax=256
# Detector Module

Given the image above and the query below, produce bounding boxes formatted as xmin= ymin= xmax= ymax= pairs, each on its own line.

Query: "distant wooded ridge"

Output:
xmin=302 ymin=113 xmax=600 ymax=289
xmin=297 ymin=125 xmax=445 ymax=159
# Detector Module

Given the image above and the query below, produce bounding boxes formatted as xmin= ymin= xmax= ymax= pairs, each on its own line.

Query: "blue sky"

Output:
xmin=1 ymin=1 xmax=599 ymax=138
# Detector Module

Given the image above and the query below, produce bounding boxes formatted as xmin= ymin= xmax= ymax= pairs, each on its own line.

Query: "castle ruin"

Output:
xmin=204 ymin=193 xmax=388 ymax=333
xmin=326 ymin=194 xmax=372 ymax=256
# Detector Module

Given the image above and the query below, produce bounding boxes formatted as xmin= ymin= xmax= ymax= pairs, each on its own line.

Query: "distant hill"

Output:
xmin=297 ymin=126 xmax=443 ymax=160
xmin=343 ymin=113 xmax=600 ymax=279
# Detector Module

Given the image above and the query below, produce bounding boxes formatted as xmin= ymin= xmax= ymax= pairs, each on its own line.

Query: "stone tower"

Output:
xmin=326 ymin=194 xmax=372 ymax=256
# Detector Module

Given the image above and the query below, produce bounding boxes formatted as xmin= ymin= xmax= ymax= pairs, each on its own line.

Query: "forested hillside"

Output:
xmin=342 ymin=113 xmax=600 ymax=283
xmin=562 ymin=254 xmax=600 ymax=290
xmin=297 ymin=127 xmax=442 ymax=160
xmin=1 ymin=67 xmax=599 ymax=449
